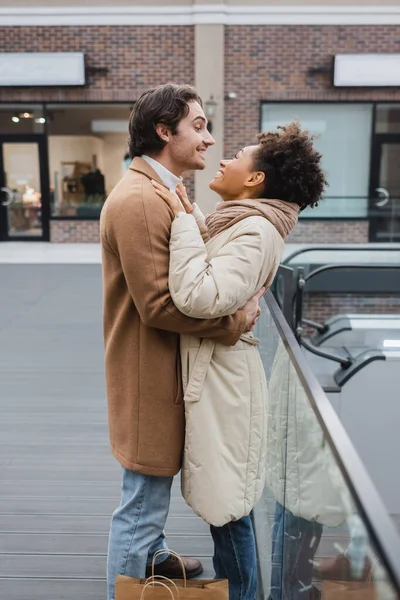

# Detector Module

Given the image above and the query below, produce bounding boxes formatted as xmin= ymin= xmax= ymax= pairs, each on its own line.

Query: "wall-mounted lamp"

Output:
xmin=204 ymin=95 xmax=217 ymax=133
xmin=204 ymin=95 xmax=217 ymax=119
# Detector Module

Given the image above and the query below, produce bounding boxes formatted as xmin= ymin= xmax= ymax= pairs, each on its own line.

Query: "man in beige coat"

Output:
xmin=100 ymin=83 xmax=263 ymax=600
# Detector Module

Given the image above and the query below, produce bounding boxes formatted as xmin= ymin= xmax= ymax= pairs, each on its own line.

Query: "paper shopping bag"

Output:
xmin=115 ymin=575 xmax=229 ymax=600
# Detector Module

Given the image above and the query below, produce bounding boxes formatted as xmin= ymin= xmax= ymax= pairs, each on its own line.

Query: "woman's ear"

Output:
xmin=155 ymin=123 xmax=171 ymax=144
xmin=245 ymin=171 xmax=265 ymax=189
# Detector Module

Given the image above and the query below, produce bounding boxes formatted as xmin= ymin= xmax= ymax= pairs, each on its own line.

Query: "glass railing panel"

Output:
xmin=273 ymin=259 xmax=400 ymax=348
xmin=253 ymin=295 xmax=400 ymax=600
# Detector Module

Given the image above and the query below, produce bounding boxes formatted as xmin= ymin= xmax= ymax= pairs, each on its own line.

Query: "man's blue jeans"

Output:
xmin=107 ymin=467 xmax=173 ymax=600
xmin=210 ymin=515 xmax=258 ymax=600
xmin=270 ymin=502 xmax=323 ymax=600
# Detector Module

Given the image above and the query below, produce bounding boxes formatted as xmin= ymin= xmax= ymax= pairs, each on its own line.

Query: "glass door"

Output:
xmin=369 ymin=135 xmax=400 ymax=242
xmin=0 ymin=135 xmax=50 ymax=241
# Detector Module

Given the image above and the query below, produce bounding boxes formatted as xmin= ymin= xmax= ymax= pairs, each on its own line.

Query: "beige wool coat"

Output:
xmin=100 ymin=158 xmax=246 ymax=477
xmin=168 ymin=207 xmax=284 ymax=525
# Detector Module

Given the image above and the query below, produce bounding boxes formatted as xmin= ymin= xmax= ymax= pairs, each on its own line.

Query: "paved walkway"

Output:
xmin=0 ymin=262 xmax=213 ymax=600
xmin=1 ymin=241 xmax=397 ymax=599
xmin=0 ymin=242 xmax=101 ymax=263
xmin=1 ymin=241 xmax=399 ymax=266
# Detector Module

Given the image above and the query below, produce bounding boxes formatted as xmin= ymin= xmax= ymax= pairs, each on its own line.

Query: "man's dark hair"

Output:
xmin=128 ymin=83 xmax=202 ymax=158
xmin=252 ymin=121 xmax=327 ymax=210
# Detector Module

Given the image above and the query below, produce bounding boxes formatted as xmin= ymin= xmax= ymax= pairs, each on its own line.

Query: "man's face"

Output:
xmin=167 ymin=101 xmax=215 ymax=173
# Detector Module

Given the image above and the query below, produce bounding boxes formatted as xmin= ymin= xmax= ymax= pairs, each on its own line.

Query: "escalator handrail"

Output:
xmin=283 ymin=243 xmax=400 ymax=266
xmin=303 ymin=262 xmax=400 ymax=285
xmin=264 ymin=290 xmax=400 ymax=590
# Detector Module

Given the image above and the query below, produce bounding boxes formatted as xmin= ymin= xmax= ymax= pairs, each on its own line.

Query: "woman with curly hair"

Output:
xmin=151 ymin=121 xmax=326 ymax=600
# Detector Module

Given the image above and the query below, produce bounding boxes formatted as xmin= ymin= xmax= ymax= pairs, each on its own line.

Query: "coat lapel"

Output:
xmin=129 ymin=157 xmax=168 ymax=189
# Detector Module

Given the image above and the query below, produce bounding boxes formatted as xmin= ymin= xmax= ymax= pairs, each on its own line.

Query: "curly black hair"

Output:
xmin=252 ymin=121 xmax=327 ymax=210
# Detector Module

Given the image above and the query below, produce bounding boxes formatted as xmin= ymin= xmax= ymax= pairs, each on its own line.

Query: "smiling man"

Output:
xmin=100 ymin=84 xmax=262 ymax=600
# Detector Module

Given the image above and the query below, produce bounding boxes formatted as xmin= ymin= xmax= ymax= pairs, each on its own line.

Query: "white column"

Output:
xmin=194 ymin=18 xmax=224 ymax=214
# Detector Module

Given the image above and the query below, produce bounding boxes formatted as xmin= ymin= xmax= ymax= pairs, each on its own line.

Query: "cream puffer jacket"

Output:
xmin=168 ymin=205 xmax=284 ymax=526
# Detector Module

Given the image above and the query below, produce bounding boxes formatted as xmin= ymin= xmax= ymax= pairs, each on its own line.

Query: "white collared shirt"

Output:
xmin=141 ymin=155 xmax=181 ymax=192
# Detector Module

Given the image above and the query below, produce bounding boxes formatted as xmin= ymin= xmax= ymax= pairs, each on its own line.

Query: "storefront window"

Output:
xmin=46 ymin=103 xmax=132 ymax=218
xmin=375 ymin=104 xmax=400 ymax=134
xmin=261 ymin=103 xmax=374 ymax=218
xmin=0 ymin=104 xmax=46 ymax=134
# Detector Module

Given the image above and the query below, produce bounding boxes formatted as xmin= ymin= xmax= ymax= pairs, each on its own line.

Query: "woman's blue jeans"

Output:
xmin=211 ymin=515 xmax=258 ymax=600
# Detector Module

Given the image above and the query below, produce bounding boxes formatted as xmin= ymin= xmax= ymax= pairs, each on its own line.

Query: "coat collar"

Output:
xmin=141 ymin=155 xmax=182 ymax=192
xmin=129 ymin=156 xmax=169 ymax=190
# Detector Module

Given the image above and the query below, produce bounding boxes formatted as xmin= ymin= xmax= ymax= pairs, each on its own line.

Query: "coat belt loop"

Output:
xmin=183 ymin=339 xmax=216 ymax=403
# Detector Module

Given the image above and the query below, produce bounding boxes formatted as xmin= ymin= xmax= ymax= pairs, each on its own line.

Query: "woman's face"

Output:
xmin=209 ymin=145 xmax=264 ymax=201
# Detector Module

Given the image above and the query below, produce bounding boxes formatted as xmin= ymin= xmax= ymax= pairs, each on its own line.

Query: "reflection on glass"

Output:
xmin=3 ymin=143 xmax=42 ymax=237
xmin=254 ymin=303 xmax=398 ymax=600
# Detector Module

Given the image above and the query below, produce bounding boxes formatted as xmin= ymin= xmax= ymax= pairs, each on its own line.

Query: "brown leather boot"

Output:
xmin=146 ymin=554 xmax=203 ymax=579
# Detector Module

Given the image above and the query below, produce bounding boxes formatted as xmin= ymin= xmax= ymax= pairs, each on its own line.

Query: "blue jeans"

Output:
xmin=270 ymin=502 xmax=323 ymax=600
xmin=107 ymin=467 xmax=173 ymax=600
xmin=210 ymin=516 xmax=257 ymax=600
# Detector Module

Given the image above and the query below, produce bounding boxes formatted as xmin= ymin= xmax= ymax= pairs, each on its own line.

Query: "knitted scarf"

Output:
xmin=205 ymin=198 xmax=299 ymax=240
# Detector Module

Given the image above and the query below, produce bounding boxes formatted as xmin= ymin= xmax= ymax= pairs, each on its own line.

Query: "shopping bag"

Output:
xmin=116 ymin=550 xmax=228 ymax=600
xmin=322 ymin=579 xmax=377 ymax=599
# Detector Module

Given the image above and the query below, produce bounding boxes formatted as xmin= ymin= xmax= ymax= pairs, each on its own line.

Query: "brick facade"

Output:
xmin=0 ymin=25 xmax=195 ymax=242
xmin=224 ymin=24 xmax=400 ymax=244
xmin=0 ymin=26 xmax=194 ymax=103
xmin=1 ymin=23 xmax=400 ymax=242
xmin=305 ymin=293 xmax=400 ymax=326
xmin=50 ymin=220 xmax=100 ymax=243
xmin=224 ymin=25 xmax=400 ymax=157
xmin=288 ymin=220 xmax=369 ymax=244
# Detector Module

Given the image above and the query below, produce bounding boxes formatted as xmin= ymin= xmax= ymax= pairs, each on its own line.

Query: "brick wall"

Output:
xmin=305 ymin=293 xmax=400 ymax=325
xmin=51 ymin=220 xmax=100 ymax=243
xmin=3 ymin=24 xmax=400 ymax=244
xmin=224 ymin=25 xmax=400 ymax=157
xmin=0 ymin=25 xmax=196 ymax=241
xmin=0 ymin=26 xmax=194 ymax=103
xmin=288 ymin=220 xmax=369 ymax=244
xmin=224 ymin=24 xmax=400 ymax=243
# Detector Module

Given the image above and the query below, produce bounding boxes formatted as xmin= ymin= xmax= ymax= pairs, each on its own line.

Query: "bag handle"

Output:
xmin=140 ymin=580 xmax=176 ymax=600
xmin=146 ymin=575 xmax=180 ymax=597
xmin=151 ymin=550 xmax=187 ymax=588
